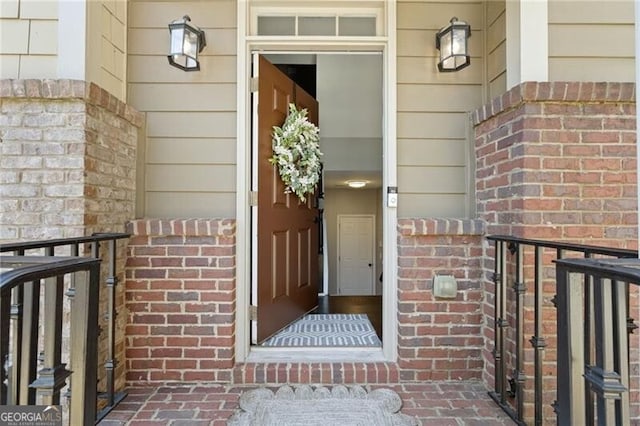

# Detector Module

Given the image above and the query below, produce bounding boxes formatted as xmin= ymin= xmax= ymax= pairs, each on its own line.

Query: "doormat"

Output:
xmin=227 ymin=385 xmax=417 ymax=426
xmin=261 ymin=314 xmax=381 ymax=347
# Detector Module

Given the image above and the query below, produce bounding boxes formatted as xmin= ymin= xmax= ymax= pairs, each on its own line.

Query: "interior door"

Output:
xmin=337 ymin=215 xmax=375 ymax=295
xmin=255 ymin=55 xmax=320 ymax=343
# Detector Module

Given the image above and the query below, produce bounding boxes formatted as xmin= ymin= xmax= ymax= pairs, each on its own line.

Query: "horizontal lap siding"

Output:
xmin=485 ymin=1 xmax=505 ymax=99
xmin=92 ymin=1 xmax=127 ymax=100
xmin=548 ymin=1 xmax=635 ymax=82
xmin=0 ymin=0 xmax=58 ymax=79
xmin=128 ymin=0 xmax=237 ymax=218
xmin=0 ymin=0 xmax=127 ymax=100
xmin=396 ymin=1 xmax=484 ymax=218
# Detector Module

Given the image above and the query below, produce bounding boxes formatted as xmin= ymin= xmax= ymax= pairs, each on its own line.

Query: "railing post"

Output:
xmin=513 ymin=243 xmax=526 ymax=422
xmin=529 ymin=246 xmax=546 ymax=426
xmin=494 ymin=240 xmax=508 ymax=403
xmin=68 ymin=266 xmax=100 ymax=425
xmin=0 ymin=289 xmax=10 ymax=404
xmin=583 ymin=255 xmax=595 ymax=424
xmin=584 ymin=277 xmax=628 ymax=425
xmin=555 ymin=266 xmax=586 ymax=425
xmin=8 ymin=286 xmax=23 ymax=404
xmin=105 ymin=238 xmax=117 ymax=408
xmin=613 ymin=280 xmax=630 ymax=425
xmin=19 ymin=280 xmax=40 ymax=404
xmin=29 ymin=276 xmax=69 ymax=405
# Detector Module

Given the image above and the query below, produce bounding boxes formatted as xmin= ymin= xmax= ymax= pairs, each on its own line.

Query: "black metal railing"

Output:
xmin=555 ymin=257 xmax=638 ymax=425
xmin=0 ymin=233 xmax=129 ymax=423
xmin=486 ymin=235 xmax=638 ymax=425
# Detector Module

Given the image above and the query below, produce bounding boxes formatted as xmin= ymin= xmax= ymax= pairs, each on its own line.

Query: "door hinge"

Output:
xmin=250 ymin=77 xmax=259 ymax=93
xmin=249 ymin=191 xmax=258 ymax=206
xmin=249 ymin=305 xmax=257 ymax=321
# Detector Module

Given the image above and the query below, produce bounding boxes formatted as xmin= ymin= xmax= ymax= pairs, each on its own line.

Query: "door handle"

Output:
xmin=368 ymin=263 xmax=372 ymax=267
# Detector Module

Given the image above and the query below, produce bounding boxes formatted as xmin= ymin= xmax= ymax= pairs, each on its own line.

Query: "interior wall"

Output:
xmin=324 ymin=188 xmax=382 ymax=295
xmin=316 ymin=54 xmax=383 ymax=186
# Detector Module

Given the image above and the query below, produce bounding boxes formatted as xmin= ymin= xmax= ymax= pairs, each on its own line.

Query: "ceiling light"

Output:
xmin=347 ymin=181 xmax=367 ymax=188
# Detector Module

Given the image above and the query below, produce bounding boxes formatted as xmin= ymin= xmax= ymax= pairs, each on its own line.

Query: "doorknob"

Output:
xmin=368 ymin=263 xmax=372 ymax=267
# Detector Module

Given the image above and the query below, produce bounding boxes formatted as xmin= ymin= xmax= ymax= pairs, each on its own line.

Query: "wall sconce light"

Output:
xmin=168 ymin=15 xmax=206 ymax=71
xmin=435 ymin=17 xmax=471 ymax=72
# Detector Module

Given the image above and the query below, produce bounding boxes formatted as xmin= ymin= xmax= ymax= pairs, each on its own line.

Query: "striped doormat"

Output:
xmin=261 ymin=314 xmax=381 ymax=347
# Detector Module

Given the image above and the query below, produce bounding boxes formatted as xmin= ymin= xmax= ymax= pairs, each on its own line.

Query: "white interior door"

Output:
xmin=337 ymin=215 xmax=375 ymax=295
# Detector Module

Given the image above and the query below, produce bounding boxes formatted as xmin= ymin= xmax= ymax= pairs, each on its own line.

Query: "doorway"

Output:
xmin=236 ymin=26 xmax=398 ymax=364
xmin=251 ymin=53 xmax=383 ymax=348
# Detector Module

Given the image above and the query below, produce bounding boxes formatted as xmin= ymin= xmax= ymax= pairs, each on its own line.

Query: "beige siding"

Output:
xmin=128 ymin=0 xmax=237 ymax=218
xmin=0 ymin=0 xmax=58 ymax=79
xmin=396 ymin=0 xmax=483 ymax=218
xmin=485 ymin=1 xmax=505 ymax=99
xmin=548 ymin=1 xmax=635 ymax=82
xmin=0 ymin=0 xmax=127 ymax=98
xmin=90 ymin=0 xmax=127 ymax=99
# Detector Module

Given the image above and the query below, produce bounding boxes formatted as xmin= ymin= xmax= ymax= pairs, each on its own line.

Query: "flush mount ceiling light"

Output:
xmin=168 ymin=15 xmax=207 ymax=71
xmin=347 ymin=181 xmax=367 ymax=189
xmin=435 ymin=17 xmax=471 ymax=72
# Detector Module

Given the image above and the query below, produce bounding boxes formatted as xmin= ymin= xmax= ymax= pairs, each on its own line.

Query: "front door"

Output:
xmin=254 ymin=55 xmax=320 ymax=343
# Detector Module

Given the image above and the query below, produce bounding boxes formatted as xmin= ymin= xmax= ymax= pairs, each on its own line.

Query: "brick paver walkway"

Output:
xmin=100 ymin=381 xmax=516 ymax=425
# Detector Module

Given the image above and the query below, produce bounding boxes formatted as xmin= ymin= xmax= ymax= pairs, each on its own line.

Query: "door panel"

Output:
xmin=256 ymin=55 xmax=320 ymax=343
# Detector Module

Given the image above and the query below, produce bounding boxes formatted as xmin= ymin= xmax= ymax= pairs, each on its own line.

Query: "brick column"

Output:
xmin=0 ymin=78 xmax=143 ymax=398
xmin=473 ymin=82 xmax=638 ymax=422
xmin=397 ymin=218 xmax=485 ymax=381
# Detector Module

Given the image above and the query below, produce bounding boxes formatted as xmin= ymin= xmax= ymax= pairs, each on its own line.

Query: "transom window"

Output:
xmin=249 ymin=4 xmax=385 ymax=37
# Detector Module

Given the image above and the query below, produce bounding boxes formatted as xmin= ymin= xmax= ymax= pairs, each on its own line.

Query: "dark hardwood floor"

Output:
xmin=314 ymin=295 xmax=383 ymax=340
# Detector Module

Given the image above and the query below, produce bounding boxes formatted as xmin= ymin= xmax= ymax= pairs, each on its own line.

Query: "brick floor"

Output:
xmin=100 ymin=381 xmax=516 ymax=425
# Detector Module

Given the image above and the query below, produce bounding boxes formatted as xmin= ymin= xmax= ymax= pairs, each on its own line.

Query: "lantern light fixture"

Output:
xmin=435 ymin=17 xmax=471 ymax=72
xmin=168 ymin=15 xmax=206 ymax=71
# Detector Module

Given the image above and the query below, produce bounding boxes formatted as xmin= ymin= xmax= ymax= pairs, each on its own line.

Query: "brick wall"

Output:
xmin=397 ymin=218 xmax=485 ymax=381
xmin=473 ymin=82 xmax=639 ymax=422
xmin=125 ymin=219 xmax=236 ymax=384
xmin=0 ymin=78 xmax=143 ymax=399
xmin=124 ymin=217 xmax=486 ymax=386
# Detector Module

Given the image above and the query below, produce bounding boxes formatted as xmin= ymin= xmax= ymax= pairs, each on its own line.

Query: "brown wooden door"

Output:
xmin=256 ymin=55 xmax=320 ymax=343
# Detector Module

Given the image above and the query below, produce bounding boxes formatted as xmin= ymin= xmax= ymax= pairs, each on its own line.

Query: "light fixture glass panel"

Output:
xmin=298 ymin=16 xmax=336 ymax=36
xmin=184 ymin=30 xmax=198 ymax=58
xmin=440 ymin=31 xmax=452 ymax=58
xmin=257 ymin=16 xmax=296 ymax=35
xmin=170 ymin=28 xmax=185 ymax=54
xmin=338 ymin=17 xmax=376 ymax=36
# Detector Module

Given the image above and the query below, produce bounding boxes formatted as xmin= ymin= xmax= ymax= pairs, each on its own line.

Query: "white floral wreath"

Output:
xmin=269 ymin=103 xmax=322 ymax=202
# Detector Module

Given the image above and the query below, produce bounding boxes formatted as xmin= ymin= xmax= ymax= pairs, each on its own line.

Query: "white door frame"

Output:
xmin=235 ymin=1 xmax=398 ymax=363
xmin=337 ymin=214 xmax=376 ymax=295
